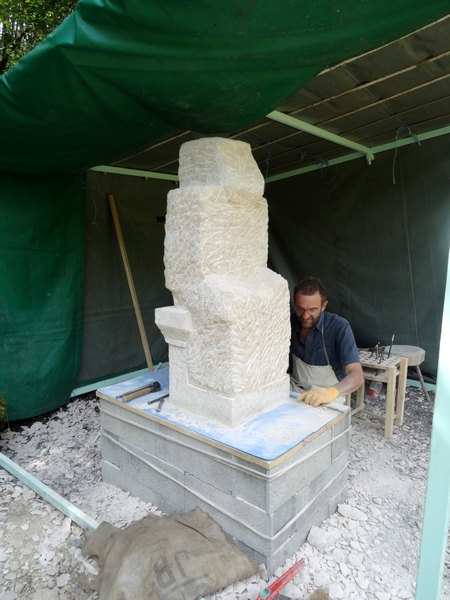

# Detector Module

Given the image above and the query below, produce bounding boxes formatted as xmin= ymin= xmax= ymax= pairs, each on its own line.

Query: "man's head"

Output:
xmin=293 ymin=277 xmax=328 ymax=330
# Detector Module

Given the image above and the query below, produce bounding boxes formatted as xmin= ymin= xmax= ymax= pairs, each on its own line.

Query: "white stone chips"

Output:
xmin=0 ymin=386 xmax=450 ymax=599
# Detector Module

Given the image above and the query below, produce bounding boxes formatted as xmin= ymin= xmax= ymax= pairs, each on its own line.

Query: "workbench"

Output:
xmin=346 ymin=350 xmax=408 ymax=438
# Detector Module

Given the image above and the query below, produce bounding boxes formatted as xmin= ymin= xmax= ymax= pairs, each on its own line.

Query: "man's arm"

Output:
xmin=298 ymin=316 xmax=364 ymax=407
xmin=335 ymin=362 xmax=364 ymax=396
xmin=299 ymin=363 xmax=364 ymax=407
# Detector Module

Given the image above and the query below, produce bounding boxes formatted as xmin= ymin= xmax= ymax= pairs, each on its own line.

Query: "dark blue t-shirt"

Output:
xmin=290 ymin=311 xmax=360 ymax=381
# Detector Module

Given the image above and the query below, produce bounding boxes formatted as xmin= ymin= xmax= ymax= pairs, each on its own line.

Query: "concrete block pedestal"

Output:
xmin=97 ymin=368 xmax=350 ymax=574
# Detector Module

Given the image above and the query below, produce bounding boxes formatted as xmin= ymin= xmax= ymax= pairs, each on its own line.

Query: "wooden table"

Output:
xmin=348 ymin=350 xmax=408 ymax=438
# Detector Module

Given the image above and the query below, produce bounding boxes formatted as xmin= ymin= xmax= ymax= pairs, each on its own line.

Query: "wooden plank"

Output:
xmin=351 ymin=418 xmax=384 ymax=430
xmin=384 ymin=365 xmax=397 ymax=438
xmin=362 ymin=368 xmax=399 ymax=381
xmin=108 ymin=194 xmax=153 ymax=372
xmin=416 ymin=365 xmax=432 ymax=403
xmin=395 ymin=357 xmax=408 ymax=426
xmin=359 ymin=410 xmax=384 ymax=421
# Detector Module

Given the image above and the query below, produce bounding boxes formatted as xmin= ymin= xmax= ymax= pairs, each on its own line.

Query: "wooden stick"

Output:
xmin=394 ymin=357 xmax=408 ymax=427
xmin=108 ymin=194 xmax=154 ymax=372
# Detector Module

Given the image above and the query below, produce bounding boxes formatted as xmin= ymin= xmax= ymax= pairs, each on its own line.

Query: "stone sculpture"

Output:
xmin=156 ymin=137 xmax=290 ymax=426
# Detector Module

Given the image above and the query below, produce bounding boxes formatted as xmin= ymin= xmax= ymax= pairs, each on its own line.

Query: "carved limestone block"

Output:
xmin=156 ymin=138 xmax=290 ymax=426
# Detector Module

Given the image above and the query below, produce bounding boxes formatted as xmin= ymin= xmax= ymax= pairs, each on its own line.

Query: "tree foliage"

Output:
xmin=0 ymin=0 xmax=78 ymax=74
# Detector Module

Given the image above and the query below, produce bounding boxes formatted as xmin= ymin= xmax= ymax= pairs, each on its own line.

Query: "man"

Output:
xmin=290 ymin=276 xmax=364 ymax=407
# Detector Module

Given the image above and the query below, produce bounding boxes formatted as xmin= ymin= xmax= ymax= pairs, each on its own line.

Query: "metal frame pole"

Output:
xmin=415 ymin=249 xmax=450 ymax=599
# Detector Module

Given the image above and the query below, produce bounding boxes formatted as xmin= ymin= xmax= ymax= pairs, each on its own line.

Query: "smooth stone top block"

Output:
xmin=178 ymin=137 xmax=265 ymax=196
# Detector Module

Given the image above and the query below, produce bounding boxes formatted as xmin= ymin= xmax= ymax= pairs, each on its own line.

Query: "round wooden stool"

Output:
xmin=388 ymin=345 xmax=430 ymax=401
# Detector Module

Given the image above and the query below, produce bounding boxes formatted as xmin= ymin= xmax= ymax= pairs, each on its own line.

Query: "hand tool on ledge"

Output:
xmin=117 ymin=381 xmax=161 ymax=403
xmin=148 ymin=393 xmax=169 ymax=413
xmin=255 ymin=558 xmax=305 ymax=600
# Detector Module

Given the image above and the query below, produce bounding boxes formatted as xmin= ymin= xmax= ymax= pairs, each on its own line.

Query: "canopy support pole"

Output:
xmin=415 ymin=245 xmax=450 ymax=599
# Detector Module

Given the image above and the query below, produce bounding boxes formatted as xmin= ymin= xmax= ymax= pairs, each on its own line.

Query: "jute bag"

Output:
xmin=82 ymin=507 xmax=258 ymax=599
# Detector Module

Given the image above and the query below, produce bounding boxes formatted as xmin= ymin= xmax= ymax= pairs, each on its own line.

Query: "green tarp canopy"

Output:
xmin=1 ymin=0 xmax=449 ymax=175
xmin=1 ymin=0 xmax=449 ymax=419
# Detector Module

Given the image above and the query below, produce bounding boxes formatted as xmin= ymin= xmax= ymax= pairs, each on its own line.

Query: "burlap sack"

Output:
xmin=82 ymin=507 xmax=258 ymax=599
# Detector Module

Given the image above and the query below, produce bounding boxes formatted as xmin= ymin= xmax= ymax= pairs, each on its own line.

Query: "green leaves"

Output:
xmin=0 ymin=0 xmax=78 ymax=74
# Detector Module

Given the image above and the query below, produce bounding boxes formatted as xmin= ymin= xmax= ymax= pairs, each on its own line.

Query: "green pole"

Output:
xmin=415 ymin=252 xmax=450 ymax=599
xmin=0 ymin=452 xmax=99 ymax=531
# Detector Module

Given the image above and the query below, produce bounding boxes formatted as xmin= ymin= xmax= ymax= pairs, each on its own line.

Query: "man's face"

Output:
xmin=294 ymin=292 xmax=328 ymax=330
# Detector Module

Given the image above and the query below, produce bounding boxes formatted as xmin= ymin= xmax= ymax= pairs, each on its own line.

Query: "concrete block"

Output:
xmin=100 ymin=432 xmax=121 ymax=468
xmin=295 ymin=450 xmax=348 ymax=514
xmin=328 ymin=481 xmax=348 ymax=516
xmin=331 ymin=430 xmax=350 ymax=462
xmin=271 ymin=467 xmax=347 ymax=570
xmin=332 ymin=412 xmax=351 ymax=438
xmin=272 ymin=494 xmax=327 ymax=558
xmin=267 ymin=425 xmax=333 ymax=477
xmin=231 ymin=468 xmax=269 ymax=510
xmin=121 ymin=437 xmax=185 ymax=487
xmin=230 ymin=427 xmax=334 ymax=513
xmin=184 ymin=473 xmax=271 ymax=535
xmin=266 ymin=442 xmax=332 ymax=513
xmin=153 ymin=434 xmax=234 ymax=495
xmin=184 ymin=487 xmax=273 ymax=559
xmin=102 ymin=460 xmax=184 ymax=514
xmin=101 ymin=411 xmax=157 ymax=456
xmin=100 ymin=399 xmax=161 ymax=436
xmin=117 ymin=440 xmax=186 ymax=511
xmin=272 ymin=504 xmax=329 ymax=571
xmin=232 ymin=538 xmax=267 ymax=571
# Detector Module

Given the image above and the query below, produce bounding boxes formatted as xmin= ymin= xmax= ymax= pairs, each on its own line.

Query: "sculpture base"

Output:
xmin=97 ymin=369 xmax=350 ymax=574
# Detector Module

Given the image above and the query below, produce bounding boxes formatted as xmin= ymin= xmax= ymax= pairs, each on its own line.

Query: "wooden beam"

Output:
xmin=108 ymin=194 xmax=154 ymax=372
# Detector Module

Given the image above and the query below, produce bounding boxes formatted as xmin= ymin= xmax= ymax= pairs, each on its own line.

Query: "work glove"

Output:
xmin=297 ymin=386 xmax=339 ymax=407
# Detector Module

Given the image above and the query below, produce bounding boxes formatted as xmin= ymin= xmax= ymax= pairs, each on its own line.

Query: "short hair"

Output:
xmin=294 ymin=277 xmax=327 ymax=303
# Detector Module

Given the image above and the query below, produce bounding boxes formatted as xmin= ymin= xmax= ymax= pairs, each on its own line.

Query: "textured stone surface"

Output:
xmin=156 ymin=137 xmax=290 ymax=426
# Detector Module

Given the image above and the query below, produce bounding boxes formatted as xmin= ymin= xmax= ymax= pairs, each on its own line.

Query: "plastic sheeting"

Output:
xmin=0 ymin=173 xmax=85 ymax=421
xmin=1 ymin=0 xmax=449 ymax=174
xmin=266 ymin=135 xmax=450 ymax=382
xmin=77 ymin=171 xmax=173 ymax=385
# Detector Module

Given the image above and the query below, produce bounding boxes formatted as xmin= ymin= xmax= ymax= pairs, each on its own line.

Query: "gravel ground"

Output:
xmin=0 ymin=385 xmax=449 ymax=600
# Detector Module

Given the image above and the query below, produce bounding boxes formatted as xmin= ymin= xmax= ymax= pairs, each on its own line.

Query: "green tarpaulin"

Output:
xmin=0 ymin=174 xmax=85 ymax=419
xmin=267 ymin=136 xmax=450 ymax=381
xmin=1 ymin=0 xmax=449 ymax=420
xmin=1 ymin=0 xmax=449 ymax=174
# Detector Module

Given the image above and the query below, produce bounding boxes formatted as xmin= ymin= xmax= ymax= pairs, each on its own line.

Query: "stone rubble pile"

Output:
xmin=0 ymin=386 xmax=449 ymax=599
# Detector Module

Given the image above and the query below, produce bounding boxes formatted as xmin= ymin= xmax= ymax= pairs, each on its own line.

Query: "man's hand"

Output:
xmin=297 ymin=386 xmax=340 ymax=407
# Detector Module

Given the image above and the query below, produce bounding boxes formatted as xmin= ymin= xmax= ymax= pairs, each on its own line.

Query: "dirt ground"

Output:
xmin=0 ymin=384 xmax=449 ymax=600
